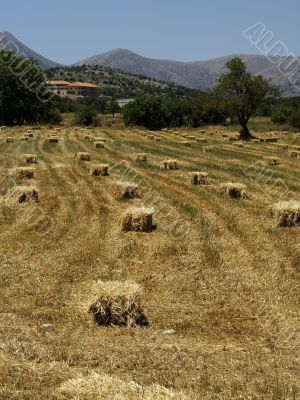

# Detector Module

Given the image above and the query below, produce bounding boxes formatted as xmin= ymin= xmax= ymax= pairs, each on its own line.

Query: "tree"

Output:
xmin=106 ymin=98 xmax=120 ymax=117
xmin=288 ymin=109 xmax=300 ymax=130
xmin=0 ymin=50 xmax=62 ymax=125
xmin=74 ymin=107 xmax=101 ymax=126
xmin=271 ymin=105 xmax=292 ymax=124
xmin=215 ymin=57 xmax=278 ymax=140
xmin=123 ymin=95 xmax=165 ymax=130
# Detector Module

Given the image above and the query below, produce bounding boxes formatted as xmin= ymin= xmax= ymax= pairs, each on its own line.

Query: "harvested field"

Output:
xmin=0 ymin=125 xmax=300 ymax=399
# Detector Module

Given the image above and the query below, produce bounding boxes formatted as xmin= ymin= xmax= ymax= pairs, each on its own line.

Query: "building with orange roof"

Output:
xmin=46 ymin=80 xmax=99 ymax=98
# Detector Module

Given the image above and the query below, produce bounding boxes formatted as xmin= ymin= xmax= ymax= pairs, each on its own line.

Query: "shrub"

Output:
xmin=75 ymin=107 xmax=101 ymax=127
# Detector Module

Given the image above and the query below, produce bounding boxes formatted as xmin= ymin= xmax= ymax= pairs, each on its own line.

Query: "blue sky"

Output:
xmin=1 ymin=0 xmax=299 ymax=64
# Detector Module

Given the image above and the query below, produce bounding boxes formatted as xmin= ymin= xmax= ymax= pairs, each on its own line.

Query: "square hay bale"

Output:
xmin=252 ymin=139 xmax=260 ymax=144
xmin=196 ymin=137 xmax=207 ymax=143
xmin=189 ymin=171 xmax=209 ymax=185
xmin=203 ymin=145 xmax=214 ymax=153
xmin=220 ymin=182 xmax=248 ymax=199
xmin=122 ymin=207 xmax=154 ymax=232
xmin=135 ymin=153 xmax=147 ymax=162
xmin=76 ymin=152 xmax=91 ymax=161
xmin=289 ymin=150 xmax=300 ymax=158
xmin=188 ymin=135 xmax=196 ymax=140
xmin=20 ymin=136 xmax=29 ymax=141
xmin=6 ymin=137 xmax=14 ymax=143
xmin=114 ymin=181 xmax=139 ymax=199
xmin=15 ymin=167 xmax=34 ymax=179
xmin=23 ymin=154 xmax=37 ymax=164
xmin=273 ymin=201 xmax=300 ymax=227
xmin=84 ymin=134 xmax=91 ymax=140
xmin=90 ymin=164 xmax=109 ymax=177
xmin=173 ymin=130 xmax=180 ymax=135
xmin=182 ymin=141 xmax=191 ymax=146
xmin=88 ymin=281 xmax=149 ymax=328
xmin=14 ymin=186 xmax=39 ymax=203
xmin=92 ymin=136 xmax=106 ymax=142
xmin=48 ymin=137 xmax=59 ymax=143
xmin=292 ymin=145 xmax=300 ymax=151
xmin=148 ymin=135 xmax=155 ymax=140
xmin=155 ymin=137 xmax=161 ymax=142
xmin=265 ymin=137 xmax=278 ymax=143
xmin=162 ymin=160 xmax=178 ymax=170
xmin=222 ymin=133 xmax=229 ymax=138
xmin=265 ymin=156 xmax=280 ymax=166
xmin=95 ymin=141 xmax=105 ymax=148
xmin=234 ymin=142 xmax=244 ymax=148
xmin=229 ymin=136 xmax=239 ymax=142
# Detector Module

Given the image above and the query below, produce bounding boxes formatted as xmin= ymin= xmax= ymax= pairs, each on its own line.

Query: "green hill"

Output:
xmin=46 ymin=65 xmax=197 ymax=99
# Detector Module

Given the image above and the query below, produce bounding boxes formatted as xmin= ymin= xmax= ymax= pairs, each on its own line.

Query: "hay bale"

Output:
xmin=265 ymin=137 xmax=278 ymax=143
xmin=6 ymin=137 xmax=14 ymax=143
xmin=122 ymin=207 xmax=154 ymax=232
xmin=15 ymin=167 xmax=34 ymax=179
xmin=203 ymin=146 xmax=214 ymax=152
xmin=92 ymin=136 xmax=106 ymax=142
xmin=273 ymin=201 xmax=300 ymax=227
xmin=14 ymin=186 xmax=39 ymax=203
xmin=23 ymin=154 xmax=37 ymax=164
xmin=155 ymin=137 xmax=161 ymax=142
xmin=20 ymin=136 xmax=29 ymax=141
xmin=189 ymin=171 xmax=209 ymax=185
xmin=90 ymin=164 xmax=109 ymax=177
xmin=196 ymin=137 xmax=207 ymax=143
xmin=148 ymin=135 xmax=155 ymax=140
xmin=188 ymin=135 xmax=196 ymax=140
xmin=252 ymin=139 xmax=260 ymax=144
xmin=114 ymin=181 xmax=139 ymax=199
xmin=89 ymin=295 xmax=149 ymax=327
xmin=222 ymin=133 xmax=229 ymax=138
xmin=229 ymin=136 xmax=239 ymax=142
xmin=173 ymin=130 xmax=180 ymax=135
xmin=76 ymin=152 xmax=91 ymax=161
xmin=162 ymin=160 xmax=178 ymax=170
xmin=48 ymin=137 xmax=59 ymax=143
xmin=234 ymin=142 xmax=244 ymax=148
xmin=95 ymin=141 xmax=105 ymax=148
xmin=265 ymin=156 xmax=280 ymax=166
xmin=220 ymin=182 xmax=248 ymax=199
xmin=292 ymin=145 xmax=300 ymax=151
xmin=135 ymin=153 xmax=147 ymax=162
xmin=88 ymin=281 xmax=148 ymax=328
xmin=84 ymin=134 xmax=91 ymax=140
xmin=289 ymin=150 xmax=300 ymax=158
xmin=182 ymin=141 xmax=191 ymax=146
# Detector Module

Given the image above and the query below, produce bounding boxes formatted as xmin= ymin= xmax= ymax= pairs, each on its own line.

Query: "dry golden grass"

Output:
xmin=1 ymin=125 xmax=300 ymax=399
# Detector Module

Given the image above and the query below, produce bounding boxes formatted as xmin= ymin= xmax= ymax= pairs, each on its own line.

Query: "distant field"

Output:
xmin=1 ymin=123 xmax=300 ymax=399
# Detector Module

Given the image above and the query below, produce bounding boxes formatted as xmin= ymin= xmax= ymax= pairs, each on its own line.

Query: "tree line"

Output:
xmin=2 ymin=49 xmax=300 ymax=139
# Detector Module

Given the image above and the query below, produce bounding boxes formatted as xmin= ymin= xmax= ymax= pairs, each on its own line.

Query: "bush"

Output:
xmin=123 ymin=95 xmax=165 ymax=130
xmin=271 ymin=105 xmax=292 ymax=124
xmin=74 ymin=107 xmax=101 ymax=126
xmin=289 ymin=109 xmax=300 ymax=129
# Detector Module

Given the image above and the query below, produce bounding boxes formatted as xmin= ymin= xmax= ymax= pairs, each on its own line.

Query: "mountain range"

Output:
xmin=1 ymin=31 xmax=300 ymax=96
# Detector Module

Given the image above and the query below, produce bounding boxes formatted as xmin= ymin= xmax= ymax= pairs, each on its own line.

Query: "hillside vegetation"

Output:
xmin=1 ymin=123 xmax=300 ymax=398
xmin=46 ymin=65 xmax=196 ymax=98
